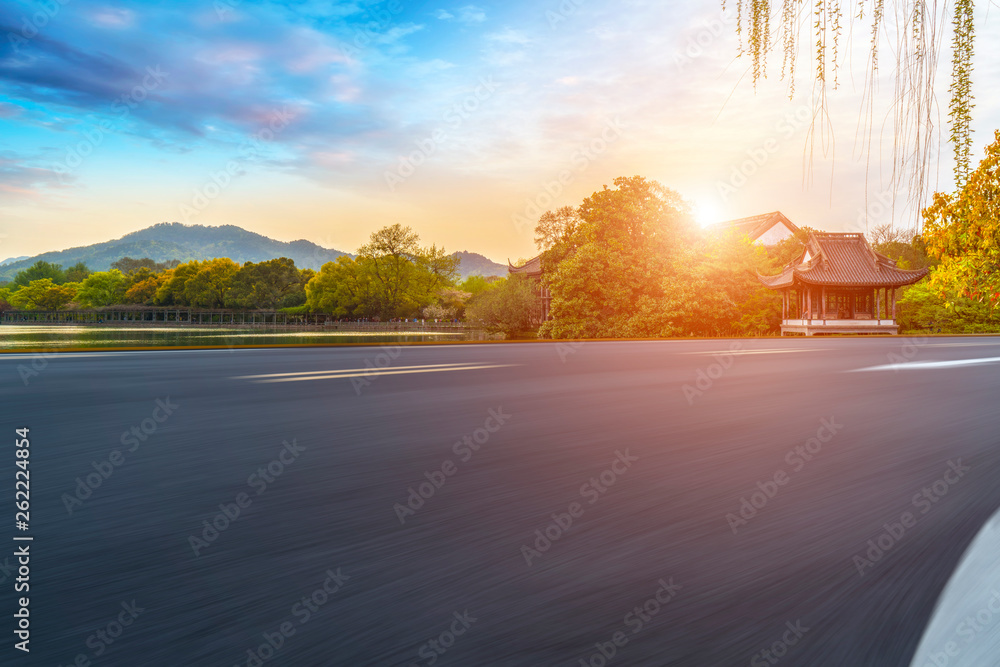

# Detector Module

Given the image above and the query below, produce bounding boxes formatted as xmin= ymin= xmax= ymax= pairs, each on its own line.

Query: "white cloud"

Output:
xmin=89 ymin=7 xmax=136 ymax=29
xmin=487 ymin=28 xmax=530 ymax=45
xmin=457 ymin=5 xmax=486 ymax=24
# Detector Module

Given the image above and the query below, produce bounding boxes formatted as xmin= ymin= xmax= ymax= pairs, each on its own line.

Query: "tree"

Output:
xmin=661 ymin=231 xmax=781 ymax=336
xmin=183 ymin=258 xmax=240 ymax=308
xmin=8 ymin=279 xmax=77 ymax=310
xmin=358 ymin=224 xmax=422 ymax=318
xmin=897 ymin=279 xmax=1000 ymax=333
xmin=306 ymin=256 xmax=380 ymax=317
xmin=538 ymin=176 xmax=696 ymax=338
xmin=424 ymin=288 xmax=472 ymax=320
xmin=534 ymin=206 xmax=582 ymax=252
xmin=64 ymin=262 xmax=91 ymax=283
xmin=728 ymin=0 xmax=977 ymax=198
xmin=459 ymin=275 xmax=493 ymax=295
xmin=227 ymin=258 xmax=307 ymax=309
xmin=125 ymin=277 xmax=161 ymax=304
xmin=155 ymin=261 xmax=204 ymax=305
xmin=465 ymin=276 xmax=538 ymax=337
xmin=922 ymin=130 xmax=1000 ymax=306
xmin=412 ymin=244 xmax=460 ymax=306
xmin=866 ymin=224 xmax=932 ymax=271
xmin=13 ymin=261 xmax=65 ymax=286
xmin=75 ymin=270 xmax=128 ymax=307
xmin=111 ymin=257 xmax=180 ymax=274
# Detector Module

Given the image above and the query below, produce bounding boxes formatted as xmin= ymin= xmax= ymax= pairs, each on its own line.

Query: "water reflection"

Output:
xmin=0 ymin=325 xmax=481 ymax=350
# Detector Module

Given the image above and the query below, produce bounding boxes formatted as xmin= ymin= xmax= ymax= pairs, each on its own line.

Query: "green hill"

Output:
xmin=0 ymin=223 xmax=349 ymax=281
xmin=0 ymin=223 xmax=509 ymax=282
xmin=453 ymin=251 xmax=506 ymax=278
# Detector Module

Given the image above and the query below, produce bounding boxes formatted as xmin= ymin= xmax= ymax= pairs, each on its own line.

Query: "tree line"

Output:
xmin=4 ymin=131 xmax=999 ymax=335
xmin=0 ymin=225 xmax=502 ymax=320
xmin=464 ymin=132 xmax=1000 ymax=338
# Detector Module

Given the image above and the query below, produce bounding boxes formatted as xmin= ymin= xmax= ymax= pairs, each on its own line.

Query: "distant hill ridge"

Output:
xmin=0 ymin=223 xmax=507 ymax=281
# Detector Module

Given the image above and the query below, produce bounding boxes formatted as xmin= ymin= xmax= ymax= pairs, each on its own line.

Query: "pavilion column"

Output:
xmin=821 ymin=286 xmax=827 ymax=320
xmin=891 ymin=288 xmax=897 ymax=320
xmin=807 ymin=288 xmax=812 ymax=322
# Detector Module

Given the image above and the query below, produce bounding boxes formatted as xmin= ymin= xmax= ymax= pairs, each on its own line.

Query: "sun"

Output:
xmin=694 ymin=201 xmax=722 ymax=228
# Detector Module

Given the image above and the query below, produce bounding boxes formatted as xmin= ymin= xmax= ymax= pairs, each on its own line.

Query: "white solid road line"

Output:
xmin=244 ymin=364 xmax=518 ymax=383
xmin=850 ymin=357 xmax=1000 ymax=372
xmin=234 ymin=362 xmax=481 ymax=380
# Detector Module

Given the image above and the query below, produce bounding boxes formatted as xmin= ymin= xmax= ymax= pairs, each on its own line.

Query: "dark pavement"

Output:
xmin=3 ymin=337 xmax=1000 ymax=666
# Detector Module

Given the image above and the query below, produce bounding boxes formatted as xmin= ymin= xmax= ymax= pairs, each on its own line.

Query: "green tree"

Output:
xmin=465 ymin=276 xmax=538 ymax=337
xmin=358 ymin=224 xmax=421 ymax=317
xmin=306 ymin=256 xmax=380 ymax=318
xmin=155 ymin=261 xmax=205 ymax=305
xmin=111 ymin=257 xmax=180 ymax=275
xmin=866 ymin=225 xmax=933 ymax=271
xmin=459 ymin=275 xmax=493 ymax=295
xmin=897 ymin=279 xmax=1000 ymax=333
xmin=411 ymin=244 xmax=460 ymax=307
xmin=227 ymin=258 xmax=306 ymax=309
xmin=75 ymin=270 xmax=128 ymax=307
xmin=539 ymin=176 xmax=696 ymax=338
xmin=8 ymin=279 xmax=77 ymax=309
xmin=64 ymin=262 xmax=91 ymax=283
xmin=183 ymin=258 xmax=240 ymax=308
xmin=922 ymin=130 xmax=1000 ymax=307
xmin=424 ymin=288 xmax=472 ymax=320
xmin=661 ymin=232 xmax=781 ymax=336
xmin=13 ymin=261 xmax=65 ymax=286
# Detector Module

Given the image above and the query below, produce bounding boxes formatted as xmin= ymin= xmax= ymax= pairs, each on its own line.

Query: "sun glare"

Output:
xmin=694 ymin=202 xmax=722 ymax=228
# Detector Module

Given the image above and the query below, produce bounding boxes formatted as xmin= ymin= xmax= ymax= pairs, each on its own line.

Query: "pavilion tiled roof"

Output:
xmin=508 ymin=255 xmax=542 ymax=276
xmin=713 ymin=211 xmax=800 ymax=242
xmin=758 ymin=232 xmax=929 ymax=288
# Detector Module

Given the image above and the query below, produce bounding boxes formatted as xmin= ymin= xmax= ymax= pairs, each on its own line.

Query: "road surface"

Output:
xmin=3 ymin=337 xmax=1000 ymax=666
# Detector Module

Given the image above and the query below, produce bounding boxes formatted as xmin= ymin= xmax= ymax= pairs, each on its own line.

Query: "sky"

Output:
xmin=1 ymin=0 xmax=998 ymax=263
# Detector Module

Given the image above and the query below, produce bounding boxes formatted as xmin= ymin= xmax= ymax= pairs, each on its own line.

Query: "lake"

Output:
xmin=0 ymin=324 xmax=488 ymax=350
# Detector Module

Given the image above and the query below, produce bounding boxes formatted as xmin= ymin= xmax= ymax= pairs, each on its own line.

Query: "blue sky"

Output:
xmin=1 ymin=0 xmax=998 ymax=261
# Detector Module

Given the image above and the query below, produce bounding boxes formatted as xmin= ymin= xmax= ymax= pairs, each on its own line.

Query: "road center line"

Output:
xmin=245 ymin=364 xmax=518 ymax=383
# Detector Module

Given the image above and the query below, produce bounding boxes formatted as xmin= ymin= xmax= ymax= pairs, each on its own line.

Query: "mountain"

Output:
xmin=0 ymin=223 xmax=509 ymax=283
xmin=0 ymin=223 xmax=349 ymax=281
xmin=453 ymin=251 xmax=506 ymax=279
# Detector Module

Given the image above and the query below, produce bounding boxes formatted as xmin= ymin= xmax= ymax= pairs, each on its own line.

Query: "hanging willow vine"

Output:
xmin=722 ymin=0 xmax=976 ymax=207
xmin=949 ymin=0 xmax=975 ymax=184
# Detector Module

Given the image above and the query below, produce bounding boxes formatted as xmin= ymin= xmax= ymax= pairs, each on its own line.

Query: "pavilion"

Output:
xmin=507 ymin=255 xmax=552 ymax=323
xmin=757 ymin=232 xmax=929 ymax=336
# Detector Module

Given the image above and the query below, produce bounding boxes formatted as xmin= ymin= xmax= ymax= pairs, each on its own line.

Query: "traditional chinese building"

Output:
xmin=712 ymin=211 xmax=801 ymax=246
xmin=507 ymin=255 xmax=552 ymax=323
xmin=757 ymin=232 xmax=928 ymax=336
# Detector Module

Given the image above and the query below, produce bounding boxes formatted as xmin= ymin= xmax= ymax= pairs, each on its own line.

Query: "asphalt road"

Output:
xmin=3 ymin=337 xmax=1000 ymax=666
